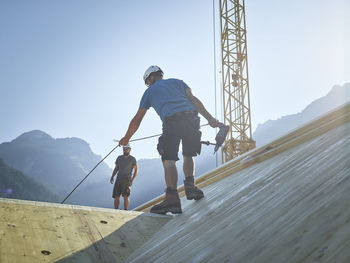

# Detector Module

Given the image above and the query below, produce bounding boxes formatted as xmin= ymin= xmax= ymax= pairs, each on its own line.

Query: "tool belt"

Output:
xmin=165 ymin=110 xmax=198 ymax=122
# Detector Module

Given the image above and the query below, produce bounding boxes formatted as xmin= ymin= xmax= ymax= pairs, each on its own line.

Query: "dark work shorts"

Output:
xmin=113 ymin=178 xmax=131 ymax=197
xmin=157 ymin=111 xmax=202 ymax=161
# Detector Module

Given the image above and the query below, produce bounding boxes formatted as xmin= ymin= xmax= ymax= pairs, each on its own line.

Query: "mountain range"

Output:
xmin=0 ymin=83 xmax=349 ymax=209
xmin=0 ymin=131 xmax=112 ymax=207
xmin=253 ymin=83 xmax=350 ymax=147
xmin=0 ymin=158 xmax=59 ymax=202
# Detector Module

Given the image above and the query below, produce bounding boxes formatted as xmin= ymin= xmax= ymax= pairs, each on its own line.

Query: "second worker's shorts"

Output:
xmin=112 ymin=178 xmax=131 ymax=197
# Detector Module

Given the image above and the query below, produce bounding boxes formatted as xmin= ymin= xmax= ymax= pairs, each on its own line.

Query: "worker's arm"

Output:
xmin=130 ymin=164 xmax=138 ymax=186
xmin=110 ymin=163 xmax=119 ymax=184
xmin=119 ymin=108 xmax=148 ymax=146
xmin=185 ymin=88 xmax=219 ymax=128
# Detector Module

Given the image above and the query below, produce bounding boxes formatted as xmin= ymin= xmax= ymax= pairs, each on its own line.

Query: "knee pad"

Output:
xmin=124 ymin=188 xmax=131 ymax=197
xmin=157 ymin=135 xmax=165 ymax=156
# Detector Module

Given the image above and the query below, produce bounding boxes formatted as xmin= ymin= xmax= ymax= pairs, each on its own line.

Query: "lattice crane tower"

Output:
xmin=219 ymin=0 xmax=255 ymax=163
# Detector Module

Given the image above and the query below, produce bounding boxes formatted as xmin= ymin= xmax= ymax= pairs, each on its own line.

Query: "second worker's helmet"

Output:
xmin=123 ymin=144 xmax=131 ymax=149
xmin=143 ymin=65 xmax=163 ymax=85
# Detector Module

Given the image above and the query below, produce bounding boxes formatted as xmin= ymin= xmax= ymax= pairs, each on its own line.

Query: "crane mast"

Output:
xmin=219 ymin=0 xmax=255 ymax=162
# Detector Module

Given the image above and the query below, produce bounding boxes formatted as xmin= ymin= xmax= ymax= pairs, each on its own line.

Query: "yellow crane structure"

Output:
xmin=219 ymin=0 xmax=255 ymax=163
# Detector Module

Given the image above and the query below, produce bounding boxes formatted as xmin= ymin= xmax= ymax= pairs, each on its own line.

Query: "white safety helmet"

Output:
xmin=143 ymin=65 xmax=163 ymax=85
xmin=123 ymin=144 xmax=131 ymax=149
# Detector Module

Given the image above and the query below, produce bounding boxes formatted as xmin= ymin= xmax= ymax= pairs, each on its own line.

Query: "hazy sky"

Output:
xmin=1 ymin=0 xmax=349 ymax=167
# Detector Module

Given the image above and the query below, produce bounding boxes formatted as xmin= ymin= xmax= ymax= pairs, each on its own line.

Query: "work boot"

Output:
xmin=150 ymin=187 xmax=182 ymax=215
xmin=184 ymin=176 xmax=204 ymax=200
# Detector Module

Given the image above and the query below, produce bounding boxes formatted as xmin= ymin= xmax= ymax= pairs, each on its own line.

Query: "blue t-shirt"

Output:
xmin=139 ymin=78 xmax=196 ymax=122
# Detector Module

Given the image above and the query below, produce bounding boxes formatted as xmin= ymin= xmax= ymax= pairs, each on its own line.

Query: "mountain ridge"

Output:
xmin=253 ymin=83 xmax=350 ymax=147
xmin=0 ymin=130 xmax=112 ymax=206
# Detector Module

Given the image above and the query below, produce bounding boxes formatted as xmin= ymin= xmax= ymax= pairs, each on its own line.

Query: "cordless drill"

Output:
xmin=201 ymin=122 xmax=229 ymax=152
xmin=214 ymin=123 xmax=229 ymax=153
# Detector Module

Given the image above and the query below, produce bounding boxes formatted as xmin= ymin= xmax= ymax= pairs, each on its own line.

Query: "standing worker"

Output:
xmin=110 ymin=144 xmax=138 ymax=210
xmin=118 ymin=66 xmax=221 ymax=214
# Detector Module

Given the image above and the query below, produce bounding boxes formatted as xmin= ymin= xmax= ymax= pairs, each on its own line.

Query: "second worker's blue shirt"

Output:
xmin=139 ymin=78 xmax=196 ymax=122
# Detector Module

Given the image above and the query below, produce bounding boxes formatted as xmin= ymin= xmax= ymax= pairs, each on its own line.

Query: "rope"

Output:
xmin=61 ymin=145 xmax=120 ymax=204
xmin=61 ymin=123 xmax=211 ymax=204
xmin=113 ymin=134 xmax=160 ymax=143
xmin=113 ymin=123 xmax=210 ymax=143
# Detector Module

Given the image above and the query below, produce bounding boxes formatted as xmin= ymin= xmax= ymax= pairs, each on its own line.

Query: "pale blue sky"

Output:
xmin=1 ymin=0 xmax=349 ymax=167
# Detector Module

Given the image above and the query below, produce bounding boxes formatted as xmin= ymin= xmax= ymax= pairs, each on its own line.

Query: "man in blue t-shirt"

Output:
xmin=118 ymin=65 xmax=221 ymax=214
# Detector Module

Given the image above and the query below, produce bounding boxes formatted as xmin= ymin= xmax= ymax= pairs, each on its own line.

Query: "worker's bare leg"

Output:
xmin=183 ymin=155 xmax=194 ymax=178
xmin=163 ymin=160 xmax=178 ymax=189
xmin=183 ymin=155 xmax=204 ymax=200
xmin=114 ymin=196 xmax=120 ymax=209
xmin=123 ymin=195 xmax=129 ymax=210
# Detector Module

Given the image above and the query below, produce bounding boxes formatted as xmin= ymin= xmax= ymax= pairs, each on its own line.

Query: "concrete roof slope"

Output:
xmin=135 ymin=103 xmax=350 ymax=212
xmin=126 ymin=121 xmax=350 ymax=262
xmin=0 ymin=199 xmax=170 ymax=263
